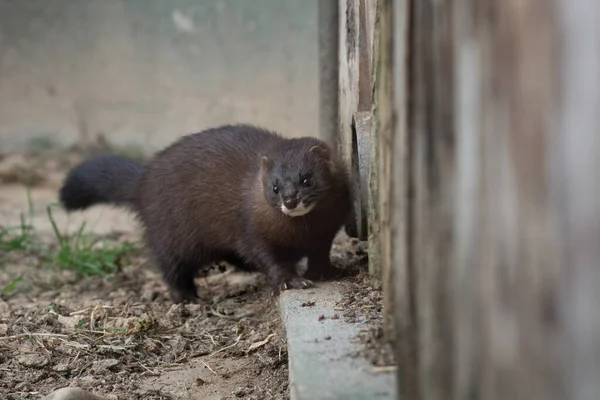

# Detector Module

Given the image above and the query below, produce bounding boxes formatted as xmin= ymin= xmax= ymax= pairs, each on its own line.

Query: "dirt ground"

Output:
xmin=0 ymin=148 xmax=394 ymax=400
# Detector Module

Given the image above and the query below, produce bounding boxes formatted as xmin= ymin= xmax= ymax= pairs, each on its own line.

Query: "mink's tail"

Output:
xmin=59 ymin=155 xmax=145 ymax=211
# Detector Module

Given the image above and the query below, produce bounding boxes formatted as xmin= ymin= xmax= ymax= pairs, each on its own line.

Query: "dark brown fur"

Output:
xmin=59 ymin=124 xmax=352 ymax=303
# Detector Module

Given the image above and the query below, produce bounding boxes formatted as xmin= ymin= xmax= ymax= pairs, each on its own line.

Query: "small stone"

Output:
xmin=53 ymin=362 xmax=71 ymax=373
xmin=301 ymin=301 xmax=316 ymax=307
xmin=0 ymin=323 xmax=8 ymax=335
xmin=91 ymin=358 xmax=120 ymax=373
xmin=233 ymin=387 xmax=247 ymax=397
xmin=17 ymin=353 xmax=49 ymax=368
xmin=324 ymin=335 xmax=332 ymax=340
xmin=41 ymin=387 xmax=112 ymax=400
xmin=331 ymin=313 xmax=340 ymax=320
xmin=0 ymin=300 xmax=10 ymax=319
xmin=317 ymin=314 xmax=325 ymax=321
xmin=15 ymin=381 xmax=30 ymax=391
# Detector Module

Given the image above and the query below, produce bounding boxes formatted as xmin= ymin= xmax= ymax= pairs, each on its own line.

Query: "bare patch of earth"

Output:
xmin=0 ymin=151 xmax=289 ymax=399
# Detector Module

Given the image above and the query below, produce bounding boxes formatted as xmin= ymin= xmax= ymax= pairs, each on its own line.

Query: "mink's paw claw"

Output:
xmin=279 ymin=277 xmax=314 ymax=292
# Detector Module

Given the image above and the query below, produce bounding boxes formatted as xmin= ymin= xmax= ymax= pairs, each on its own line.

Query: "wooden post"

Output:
xmin=339 ymin=0 xmax=375 ymax=241
xmin=339 ymin=0 xmax=363 ymax=239
xmin=401 ymin=0 xmax=457 ymax=399
xmin=452 ymin=0 xmax=561 ymax=398
xmin=370 ymin=0 xmax=395 ymax=343
xmin=338 ymin=0 xmax=361 ymax=164
xmin=382 ymin=0 xmax=600 ymax=398
xmin=388 ymin=0 xmax=415 ymax=396
xmin=450 ymin=0 xmax=600 ymax=398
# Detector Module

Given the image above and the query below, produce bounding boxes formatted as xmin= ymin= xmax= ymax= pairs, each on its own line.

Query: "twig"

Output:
xmin=69 ymin=305 xmax=114 ymax=316
xmin=201 ymin=359 xmax=217 ymax=375
xmin=208 ymin=334 xmax=242 ymax=358
xmin=0 ymin=333 xmax=68 ymax=340
xmin=71 ymin=350 xmax=81 ymax=366
xmin=138 ymin=362 xmax=159 ymax=376
xmin=97 ymin=345 xmax=131 ymax=351
xmin=203 ymin=329 xmax=218 ymax=346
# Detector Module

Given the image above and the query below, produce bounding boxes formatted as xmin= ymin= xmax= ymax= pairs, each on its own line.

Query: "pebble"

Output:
xmin=91 ymin=358 xmax=120 ymax=373
xmin=0 ymin=300 xmax=11 ymax=319
xmin=53 ymin=362 xmax=71 ymax=373
xmin=41 ymin=387 xmax=113 ymax=400
xmin=17 ymin=353 xmax=49 ymax=368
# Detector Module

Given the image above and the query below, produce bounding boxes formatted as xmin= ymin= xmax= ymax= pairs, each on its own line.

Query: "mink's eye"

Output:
xmin=272 ymin=184 xmax=279 ymax=194
xmin=301 ymin=177 xmax=311 ymax=187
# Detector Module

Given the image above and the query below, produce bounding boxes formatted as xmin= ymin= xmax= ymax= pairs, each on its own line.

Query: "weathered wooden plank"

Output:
xmin=452 ymin=0 xmax=566 ymax=398
xmin=363 ymin=0 xmax=377 ymax=72
xmin=407 ymin=0 xmax=455 ymax=399
xmin=378 ymin=0 xmax=600 ymax=398
xmin=339 ymin=0 xmax=361 ymax=168
xmin=340 ymin=0 xmax=376 ymax=241
xmin=388 ymin=0 xmax=414 ymax=398
xmin=370 ymin=0 xmax=395 ymax=346
xmin=358 ymin=0 xmax=374 ymax=111
xmin=351 ymin=111 xmax=372 ymax=241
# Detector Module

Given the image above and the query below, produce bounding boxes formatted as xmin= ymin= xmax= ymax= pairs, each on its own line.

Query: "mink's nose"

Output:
xmin=283 ymin=197 xmax=298 ymax=209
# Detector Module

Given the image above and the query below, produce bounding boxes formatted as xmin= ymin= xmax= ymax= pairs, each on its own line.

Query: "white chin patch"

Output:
xmin=281 ymin=202 xmax=315 ymax=217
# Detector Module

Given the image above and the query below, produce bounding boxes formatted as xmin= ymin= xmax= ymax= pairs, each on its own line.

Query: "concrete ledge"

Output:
xmin=280 ymin=282 xmax=396 ymax=400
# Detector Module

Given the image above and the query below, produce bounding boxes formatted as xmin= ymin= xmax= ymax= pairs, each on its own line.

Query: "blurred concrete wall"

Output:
xmin=0 ymin=0 xmax=318 ymax=153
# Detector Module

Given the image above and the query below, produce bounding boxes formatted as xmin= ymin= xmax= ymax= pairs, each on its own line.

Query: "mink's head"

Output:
xmin=260 ymin=139 xmax=337 ymax=217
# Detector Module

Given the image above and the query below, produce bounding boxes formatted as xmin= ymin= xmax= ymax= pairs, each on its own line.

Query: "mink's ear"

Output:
xmin=261 ymin=156 xmax=274 ymax=172
xmin=310 ymin=145 xmax=336 ymax=172
xmin=309 ymin=145 xmax=330 ymax=161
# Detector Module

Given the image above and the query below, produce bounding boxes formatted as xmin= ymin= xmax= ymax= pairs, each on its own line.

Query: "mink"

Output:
xmin=59 ymin=124 xmax=352 ymax=303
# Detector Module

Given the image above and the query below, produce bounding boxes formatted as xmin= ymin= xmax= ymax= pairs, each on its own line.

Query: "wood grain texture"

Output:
xmin=389 ymin=0 xmax=414 ymax=397
xmin=339 ymin=0 xmax=375 ymax=240
xmin=369 ymin=0 xmax=394 ymax=344
xmin=406 ymin=0 xmax=455 ymax=398
xmin=452 ymin=1 xmax=562 ymax=398
xmin=380 ymin=0 xmax=600 ymax=398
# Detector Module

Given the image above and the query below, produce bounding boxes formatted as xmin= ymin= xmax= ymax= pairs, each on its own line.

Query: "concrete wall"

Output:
xmin=0 ymin=0 xmax=318 ymax=153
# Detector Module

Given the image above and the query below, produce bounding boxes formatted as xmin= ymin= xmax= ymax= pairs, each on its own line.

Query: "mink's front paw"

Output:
xmin=271 ymin=276 xmax=314 ymax=295
xmin=280 ymin=276 xmax=314 ymax=291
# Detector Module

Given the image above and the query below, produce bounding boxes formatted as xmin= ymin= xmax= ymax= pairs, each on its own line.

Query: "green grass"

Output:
xmin=0 ymin=190 xmax=37 ymax=253
xmin=0 ymin=190 xmax=138 ymax=280
xmin=27 ymin=135 xmax=58 ymax=151
xmin=1 ymin=274 xmax=25 ymax=295
xmin=45 ymin=204 xmax=138 ymax=277
xmin=0 ymin=214 xmax=36 ymax=252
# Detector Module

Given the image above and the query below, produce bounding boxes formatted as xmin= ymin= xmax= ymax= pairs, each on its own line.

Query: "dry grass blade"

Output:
xmin=0 ymin=332 xmax=68 ymax=340
xmin=208 ymin=334 xmax=243 ymax=358
xmin=201 ymin=359 xmax=218 ymax=375
xmin=247 ymin=333 xmax=276 ymax=353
